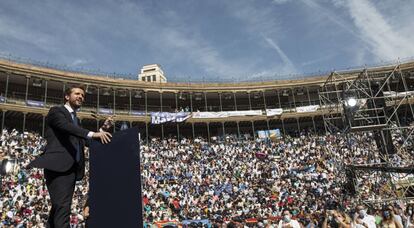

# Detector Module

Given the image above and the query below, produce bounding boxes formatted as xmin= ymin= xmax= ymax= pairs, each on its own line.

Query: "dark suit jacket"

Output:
xmin=29 ymin=105 xmax=90 ymax=180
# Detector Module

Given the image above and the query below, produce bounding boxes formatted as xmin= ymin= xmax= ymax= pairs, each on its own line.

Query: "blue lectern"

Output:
xmin=88 ymin=127 xmax=142 ymax=228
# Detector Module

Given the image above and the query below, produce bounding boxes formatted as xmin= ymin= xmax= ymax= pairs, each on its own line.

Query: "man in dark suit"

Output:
xmin=28 ymin=85 xmax=113 ymax=228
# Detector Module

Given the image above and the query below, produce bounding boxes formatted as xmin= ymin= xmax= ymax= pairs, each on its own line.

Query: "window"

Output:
xmin=142 ymin=77 xmax=146 ymax=81
xmin=147 ymin=76 xmax=151 ymax=81
xmin=152 ymin=75 xmax=156 ymax=81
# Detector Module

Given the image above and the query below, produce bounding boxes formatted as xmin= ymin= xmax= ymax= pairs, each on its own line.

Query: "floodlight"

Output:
xmin=1 ymin=159 xmax=18 ymax=175
xmin=346 ymin=98 xmax=357 ymax=107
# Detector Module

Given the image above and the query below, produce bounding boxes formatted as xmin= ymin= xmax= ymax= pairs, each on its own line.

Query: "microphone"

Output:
xmin=90 ymin=110 xmax=103 ymax=120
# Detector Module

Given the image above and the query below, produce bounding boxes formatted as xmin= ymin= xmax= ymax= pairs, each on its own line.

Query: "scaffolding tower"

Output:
xmin=319 ymin=62 xmax=414 ymax=205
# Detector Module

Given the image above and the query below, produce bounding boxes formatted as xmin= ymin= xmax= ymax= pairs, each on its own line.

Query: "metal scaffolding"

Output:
xmin=319 ymin=62 xmax=414 ymax=204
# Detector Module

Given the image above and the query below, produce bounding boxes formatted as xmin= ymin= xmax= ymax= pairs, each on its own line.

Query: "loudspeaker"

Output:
xmin=369 ymin=82 xmax=396 ymax=156
xmin=373 ymin=130 xmax=396 ymax=157
xmin=344 ymin=168 xmax=357 ymax=195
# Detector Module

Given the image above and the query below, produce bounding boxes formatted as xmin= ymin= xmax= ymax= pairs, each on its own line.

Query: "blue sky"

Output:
xmin=0 ymin=0 xmax=413 ymax=82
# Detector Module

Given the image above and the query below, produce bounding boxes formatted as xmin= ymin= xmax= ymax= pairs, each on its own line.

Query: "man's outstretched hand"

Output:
xmin=92 ymin=131 xmax=112 ymax=144
xmin=101 ymin=116 xmax=115 ymax=131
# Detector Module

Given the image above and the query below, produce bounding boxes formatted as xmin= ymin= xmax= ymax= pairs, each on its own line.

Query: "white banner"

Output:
xmin=296 ymin=105 xmax=319 ymax=113
xmin=225 ymin=110 xmax=262 ymax=116
xmin=192 ymin=110 xmax=263 ymax=119
xmin=384 ymin=91 xmax=414 ymax=98
xmin=192 ymin=112 xmax=228 ymax=118
xmin=266 ymin=108 xmax=283 ymax=116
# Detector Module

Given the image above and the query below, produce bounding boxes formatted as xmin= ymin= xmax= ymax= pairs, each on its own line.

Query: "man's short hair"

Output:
xmin=64 ymin=84 xmax=86 ymax=102
xmin=282 ymin=209 xmax=291 ymax=214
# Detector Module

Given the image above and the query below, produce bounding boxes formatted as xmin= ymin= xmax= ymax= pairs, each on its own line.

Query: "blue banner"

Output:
xmin=130 ymin=110 xmax=146 ymax=116
xmin=151 ymin=112 xmax=190 ymax=124
xmin=26 ymin=100 xmax=44 ymax=107
xmin=98 ymin=108 xmax=113 ymax=115
xmin=0 ymin=96 xmax=5 ymax=103
xmin=269 ymin=129 xmax=282 ymax=139
xmin=257 ymin=130 xmax=268 ymax=139
xmin=257 ymin=129 xmax=282 ymax=140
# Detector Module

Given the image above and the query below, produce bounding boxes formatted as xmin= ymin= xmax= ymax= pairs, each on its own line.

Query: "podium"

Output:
xmin=87 ymin=127 xmax=142 ymax=228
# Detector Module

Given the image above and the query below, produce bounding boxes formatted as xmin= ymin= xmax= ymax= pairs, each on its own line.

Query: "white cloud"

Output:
xmin=301 ymin=53 xmax=337 ymax=67
xmin=0 ymin=0 xmax=301 ymax=80
xmin=3 ymin=0 xmax=411 ymax=81
xmin=272 ymin=0 xmax=291 ymax=4
xmin=0 ymin=1 xmax=242 ymax=78
xmin=344 ymin=0 xmax=414 ymax=60
xmin=160 ymin=28 xmax=239 ymax=76
xmin=301 ymin=0 xmax=378 ymax=59
xmin=263 ymin=36 xmax=297 ymax=74
xmin=90 ymin=1 xmax=251 ymax=79
xmin=229 ymin=2 xmax=281 ymax=38
xmin=70 ymin=59 xmax=89 ymax=67
xmin=0 ymin=15 xmax=57 ymax=51
xmin=226 ymin=1 xmax=298 ymax=75
xmin=300 ymin=0 xmax=414 ymax=64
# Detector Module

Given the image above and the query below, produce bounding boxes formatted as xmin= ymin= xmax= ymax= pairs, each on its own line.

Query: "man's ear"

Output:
xmin=64 ymin=95 xmax=69 ymax=102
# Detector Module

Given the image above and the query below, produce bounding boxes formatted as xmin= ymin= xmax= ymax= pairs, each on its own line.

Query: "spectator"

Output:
xmin=322 ymin=209 xmax=351 ymax=228
xmin=380 ymin=206 xmax=403 ymax=228
xmin=302 ymin=214 xmax=317 ymax=228
xmin=278 ymin=209 xmax=301 ymax=228
xmin=353 ymin=204 xmax=376 ymax=228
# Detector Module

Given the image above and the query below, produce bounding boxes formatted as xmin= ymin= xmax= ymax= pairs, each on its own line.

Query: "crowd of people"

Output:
xmin=140 ymin=129 xmax=414 ymax=227
xmin=1 ymin=126 xmax=414 ymax=227
xmin=0 ymin=129 xmax=88 ymax=227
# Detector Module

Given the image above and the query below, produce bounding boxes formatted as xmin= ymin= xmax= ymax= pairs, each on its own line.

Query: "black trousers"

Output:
xmin=44 ymin=166 xmax=76 ymax=228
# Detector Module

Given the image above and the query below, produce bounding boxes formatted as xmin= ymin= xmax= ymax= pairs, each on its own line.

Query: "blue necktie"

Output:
xmin=71 ymin=112 xmax=81 ymax=162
